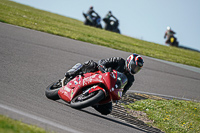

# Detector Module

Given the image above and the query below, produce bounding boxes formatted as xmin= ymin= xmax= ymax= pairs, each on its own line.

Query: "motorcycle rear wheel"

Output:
xmin=70 ymin=90 xmax=105 ymax=109
xmin=45 ymin=81 xmax=61 ymax=100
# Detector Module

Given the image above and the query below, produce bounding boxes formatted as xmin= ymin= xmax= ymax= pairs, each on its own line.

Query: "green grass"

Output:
xmin=0 ymin=0 xmax=200 ymax=67
xmin=124 ymin=99 xmax=200 ymax=133
xmin=0 ymin=115 xmax=51 ymax=133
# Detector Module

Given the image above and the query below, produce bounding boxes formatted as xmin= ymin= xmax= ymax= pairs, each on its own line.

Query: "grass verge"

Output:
xmin=124 ymin=99 xmax=200 ymax=133
xmin=0 ymin=115 xmax=51 ymax=133
xmin=0 ymin=0 xmax=200 ymax=67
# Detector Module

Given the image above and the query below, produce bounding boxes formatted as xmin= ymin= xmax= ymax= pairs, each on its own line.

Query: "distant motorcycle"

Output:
xmin=103 ymin=18 xmax=120 ymax=34
xmin=45 ymin=65 xmax=128 ymax=110
xmin=83 ymin=12 xmax=102 ymax=29
xmin=168 ymin=36 xmax=179 ymax=47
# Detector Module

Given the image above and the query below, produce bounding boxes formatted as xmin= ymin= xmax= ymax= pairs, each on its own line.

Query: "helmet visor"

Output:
xmin=129 ymin=61 xmax=142 ymax=74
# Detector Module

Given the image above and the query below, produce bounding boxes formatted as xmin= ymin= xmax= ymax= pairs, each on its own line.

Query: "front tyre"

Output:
xmin=45 ymin=81 xmax=61 ymax=100
xmin=84 ymin=19 xmax=89 ymax=25
xmin=70 ymin=90 xmax=105 ymax=109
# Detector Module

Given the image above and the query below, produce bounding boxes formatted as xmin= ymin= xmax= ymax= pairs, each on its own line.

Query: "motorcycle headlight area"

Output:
xmin=115 ymin=72 xmax=128 ymax=89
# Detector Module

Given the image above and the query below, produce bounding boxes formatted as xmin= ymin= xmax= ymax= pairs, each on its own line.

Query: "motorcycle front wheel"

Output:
xmin=45 ymin=81 xmax=61 ymax=100
xmin=84 ymin=19 xmax=89 ymax=25
xmin=70 ymin=90 xmax=105 ymax=109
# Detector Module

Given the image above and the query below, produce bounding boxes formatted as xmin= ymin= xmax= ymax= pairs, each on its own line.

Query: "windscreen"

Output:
xmin=115 ymin=72 xmax=128 ymax=89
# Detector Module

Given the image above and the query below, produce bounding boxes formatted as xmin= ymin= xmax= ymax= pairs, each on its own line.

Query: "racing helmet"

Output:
xmin=126 ymin=54 xmax=144 ymax=75
xmin=90 ymin=6 xmax=93 ymax=9
xmin=167 ymin=26 xmax=171 ymax=30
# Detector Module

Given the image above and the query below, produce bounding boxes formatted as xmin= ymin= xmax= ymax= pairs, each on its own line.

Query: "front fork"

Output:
xmin=61 ymin=77 xmax=66 ymax=87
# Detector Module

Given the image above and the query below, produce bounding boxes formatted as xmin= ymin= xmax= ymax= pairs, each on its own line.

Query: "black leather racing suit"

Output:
xmin=87 ymin=8 xmax=96 ymax=16
xmin=98 ymin=57 xmax=135 ymax=95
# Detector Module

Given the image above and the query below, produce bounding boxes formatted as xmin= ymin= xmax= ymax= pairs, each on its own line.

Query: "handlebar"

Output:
xmin=98 ymin=65 xmax=106 ymax=73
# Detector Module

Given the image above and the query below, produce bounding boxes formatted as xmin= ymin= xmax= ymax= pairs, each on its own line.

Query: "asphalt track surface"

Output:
xmin=0 ymin=22 xmax=200 ymax=133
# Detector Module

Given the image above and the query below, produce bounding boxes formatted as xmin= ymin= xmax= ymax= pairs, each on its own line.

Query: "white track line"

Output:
xmin=0 ymin=104 xmax=83 ymax=133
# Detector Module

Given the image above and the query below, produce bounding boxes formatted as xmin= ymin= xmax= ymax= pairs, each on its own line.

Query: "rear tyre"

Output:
xmin=115 ymin=29 xmax=120 ymax=34
xmin=70 ymin=90 xmax=105 ymax=109
xmin=104 ymin=24 xmax=110 ymax=30
xmin=45 ymin=81 xmax=61 ymax=100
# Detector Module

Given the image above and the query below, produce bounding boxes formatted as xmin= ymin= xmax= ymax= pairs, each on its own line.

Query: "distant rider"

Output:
xmin=103 ymin=11 xmax=119 ymax=31
xmin=104 ymin=11 xmax=118 ymax=21
xmin=65 ymin=54 xmax=144 ymax=115
xmin=164 ymin=26 xmax=176 ymax=44
xmin=86 ymin=6 xmax=99 ymax=24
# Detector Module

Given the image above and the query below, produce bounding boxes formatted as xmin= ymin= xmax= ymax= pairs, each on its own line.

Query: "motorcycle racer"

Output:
xmin=164 ymin=26 xmax=176 ymax=44
xmin=65 ymin=54 xmax=144 ymax=115
xmin=86 ymin=6 xmax=99 ymax=25
xmin=103 ymin=11 xmax=120 ymax=33
xmin=104 ymin=11 xmax=118 ymax=22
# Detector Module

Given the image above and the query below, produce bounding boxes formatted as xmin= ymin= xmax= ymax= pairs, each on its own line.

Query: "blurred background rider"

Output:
xmin=86 ymin=6 xmax=98 ymax=25
xmin=164 ymin=26 xmax=176 ymax=44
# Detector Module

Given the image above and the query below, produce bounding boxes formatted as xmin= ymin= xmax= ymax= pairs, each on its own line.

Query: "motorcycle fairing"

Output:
xmin=58 ymin=70 xmax=124 ymax=103
xmin=170 ymin=37 xmax=175 ymax=43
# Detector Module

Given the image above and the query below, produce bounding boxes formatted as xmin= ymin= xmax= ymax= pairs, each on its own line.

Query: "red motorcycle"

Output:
xmin=45 ymin=66 xmax=128 ymax=109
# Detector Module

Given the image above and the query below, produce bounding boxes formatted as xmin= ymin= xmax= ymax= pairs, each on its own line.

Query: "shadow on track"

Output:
xmin=54 ymin=93 xmax=164 ymax=133
xmin=54 ymin=101 xmax=149 ymax=132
